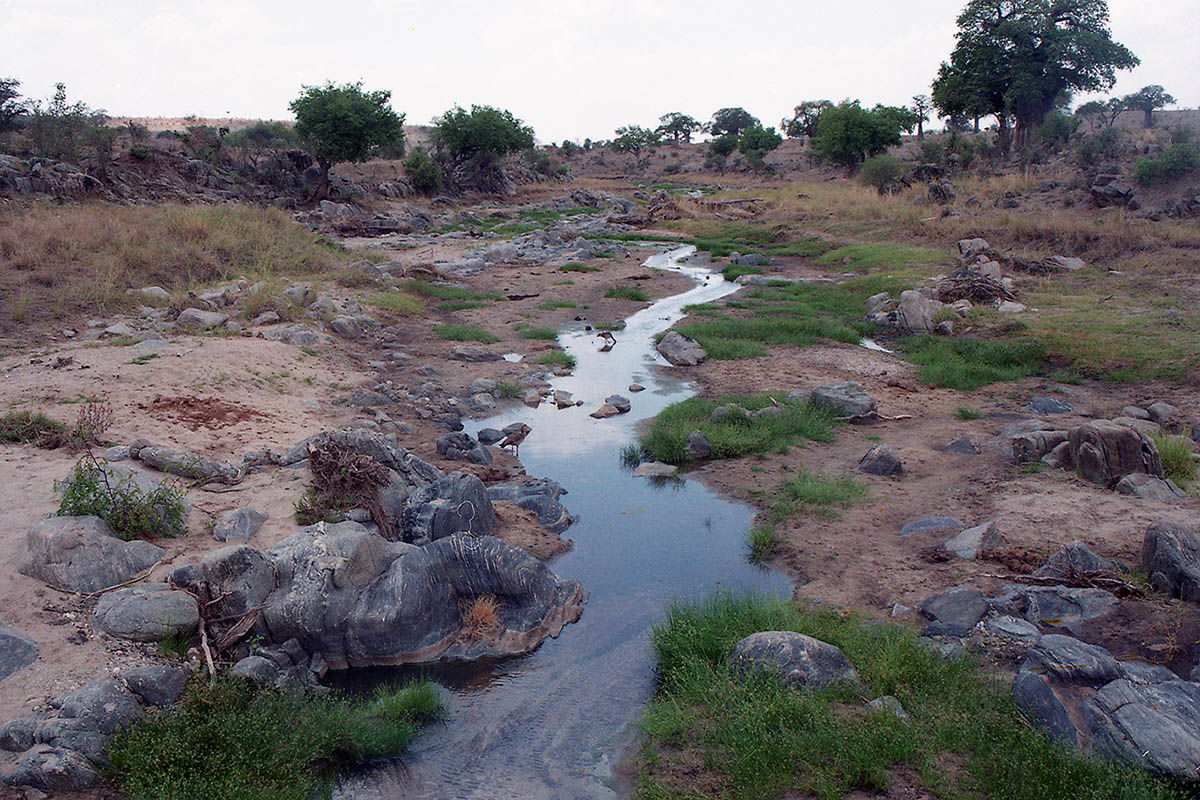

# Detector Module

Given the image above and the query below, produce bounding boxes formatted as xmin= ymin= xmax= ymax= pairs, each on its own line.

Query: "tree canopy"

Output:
xmin=931 ymin=0 xmax=1138 ymax=150
xmin=656 ymin=112 xmax=701 ymax=145
xmin=812 ymin=101 xmax=912 ymax=170
xmin=781 ymin=100 xmax=833 ymax=139
xmin=737 ymin=124 xmax=783 ymax=166
xmin=1122 ymin=85 xmax=1175 ymax=128
xmin=433 ymin=104 xmax=534 ymax=161
xmin=708 ymin=107 xmax=759 ymax=138
xmin=289 ymin=82 xmax=404 ymax=199
xmin=612 ymin=125 xmax=661 ymax=169
xmin=0 ymin=77 xmax=27 ymax=134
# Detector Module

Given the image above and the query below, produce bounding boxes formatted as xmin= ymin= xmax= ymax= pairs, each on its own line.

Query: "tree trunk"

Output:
xmin=312 ymin=159 xmax=332 ymax=204
xmin=917 ymin=121 xmax=924 ymax=140
xmin=997 ymin=115 xmax=1011 ymax=156
xmin=973 ymin=116 xmax=980 ymax=132
xmin=1144 ymin=108 xmax=1153 ymax=128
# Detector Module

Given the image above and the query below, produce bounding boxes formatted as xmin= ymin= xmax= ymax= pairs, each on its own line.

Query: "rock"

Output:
xmin=449 ymin=346 xmax=503 ymax=362
xmin=957 ymin=238 xmax=990 ymax=261
xmin=213 ymin=507 xmax=268 ymax=542
xmin=19 ymin=516 xmax=164 ymax=593
xmin=329 ymin=316 xmax=362 ymax=339
xmin=937 ymin=437 xmax=978 ymax=455
xmin=0 ymin=624 xmax=38 ymax=683
xmin=858 ymin=444 xmax=902 ymax=476
xmin=605 ymin=395 xmax=631 ymax=413
xmin=811 ymin=382 xmax=876 ymax=418
xmin=787 ymin=389 xmax=812 ymax=406
xmin=402 ymin=472 xmax=497 ymax=543
xmin=1084 ymin=679 xmax=1200 ymax=780
xmin=468 ymin=378 xmax=496 ymax=396
xmin=1121 ymin=406 xmax=1150 ymax=420
xmin=935 ymin=320 xmax=954 ymax=336
xmin=523 ymin=389 xmax=542 ymax=407
xmin=102 ymin=322 xmax=136 ymax=339
xmin=898 ymin=517 xmax=963 ymax=537
xmin=1013 ymin=668 xmax=1079 ymax=745
xmin=1036 ymin=542 xmax=1124 ymax=578
xmin=1012 ymin=585 xmax=1119 ymax=630
xmin=730 ymin=253 xmax=767 ymax=266
xmin=436 ymin=432 xmax=492 ymax=466
xmin=1023 ymin=634 xmax=1120 ymax=686
xmin=1001 ymin=419 xmax=1057 ymax=438
xmin=633 ymin=461 xmax=677 ymax=478
xmin=1012 ymin=430 xmax=1070 ymax=463
xmin=251 ymin=310 xmax=281 ymax=326
xmin=1069 ymin=419 xmax=1162 ymax=488
xmin=628 ymin=384 xmax=645 ymax=393
xmin=202 ymin=545 xmax=278 ymax=622
xmin=92 ymin=583 xmax=199 ymax=642
xmin=553 ymin=390 xmax=575 ymax=408
xmin=1114 ymin=473 xmax=1188 ymax=499
xmin=943 ymin=520 xmax=1002 ymax=560
xmin=895 ymin=290 xmax=943 ymax=335
xmin=997 ymin=301 xmax=1028 ymax=313
xmin=487 ymin=479 xmax=577 ymax=533
xmin=866 ymin=695 xmax=909 ymax=720
xmin=230 ymin=655 xmax=280 ymax=686
xmin=1047 ymin=255 xmax=1085 ymax=272
xmin=729 ymin=631 xmax=860 ymax=690
xmin=54 ymin=678 xmax=144 ymax=735
xmin=121 ymin=665 xmax=188 ymax=707
xmin=176 ymin=308 xmax=229 ymax=330
xmin=921 ymin=587 xmax=986 ymax=637
xmin=282 ymin=285 xmax=316 ymax=306
xmin=986 ymin=615 xmax=1041 ymax=643
xmin=1143 ymin=521 xmax=1200 ymax=601
xmin=135 ymin=443 xmax=235 ymax=482
xmin=590 ymin=404 xmax=620 ymax=419
xmin=1147 ymin=401 xmax=1177 ymax=424
xmin=136 ymin=285 xmax=171 ymax=303
xmin=477 ymin=428 xmax=503 ymax=445
xmin=4 ymin=747 xmax=100 ymax=791
xmin=1042 ymin=440 xmax=1074 ymax=469
xmin=685 ymin=430 xmax=711 ymax=460
xmin=656 ymin=331 xmax=707 ymax=366
xmin=1028 ymin=396 xmax=1073 ymax=415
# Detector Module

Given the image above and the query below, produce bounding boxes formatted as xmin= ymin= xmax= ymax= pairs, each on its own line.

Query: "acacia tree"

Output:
xmin=932 ymin=0 xmax=1138 ymax=152
xmin=911 ymin=95 xmax=932 ymax=139
xmin=812 ymin=101 xmax=913 ymax=170
xmin=707 ymin=107 xmax=759 ymax=138
xmin=737 ymin=124 xmax=783 ymax=168
xmin=432 ymin=105 xmax=534 ymax=194
xmin=656 ymin=112 xmax=701 ymax=145
xmin=1123 ymin=85 xmax=1175 ymax=128
xmin=290 ymin=82 xmax=404 ymax=201
xmin=612 ymin=125 xmax=661 ymax=169
xmin=1075 ymin=99 xmax=1109 ymax=130
xmin=0 ymin=77 xmax=27 ymax=135
xmin=781 ymin=100 xmax=833 ymax=138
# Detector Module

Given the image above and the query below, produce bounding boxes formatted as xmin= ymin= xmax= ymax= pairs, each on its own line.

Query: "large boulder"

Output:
xmin=92 ymin=583 xmax=199 ymax=642
xmin=812 ymin=382 xmax=877 ymax=418
xmin=487 ymin=479 xmax=577 ymax=533
xmin=656 ymin=331 xmax=707 ymax=366
xmin=729 ymin=631 xmax=860 ymax=689
xmin=1012 ymin=430 xmax=1070 ymax=463
xmin=402 ymin=472 xmax=497 ymax=543
xmin=1084 ymin=679 xmax=1200 ymax=781
xmin=201 ymin=545 xmax=278 ymax=622
xmin=19 ymin=516 xmax=164 ymax=593
xmin=121 ymin=665 xmax=189 ymax=707
xmin=990 ymin=585 xmax=1119 ymax=632
xmin=895 ymin=290 xmax=943 ymax=335
xmin=1143 ymin=521 xmax=1200 ymax=601
xmin=1068 ymin=420 xmax=1162 ymax=488
xmin=921 ymin=586 xmax=986 ymax=637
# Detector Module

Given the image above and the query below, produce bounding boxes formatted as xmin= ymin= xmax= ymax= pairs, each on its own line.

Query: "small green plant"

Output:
xmin=0 ymin=410 xmax=70 ymax=446
xmin=775 ymin=470 xmax=867 ymax=519
xmin=594 ymin=321 xmax=626 ymax=332
xmin=1152 ymin=430 xmax=1196 ymax=486
xmin=605 ymin=286 xmax=649 ymax=302
xmin=537 ymin=300 xmax=576 ymax=310
xmin=747 ymin=525 xmax=780 ymax=563
xmin=158 ymin=629 xmax=192 ymax=658
xmin=534 ymin=350 xmax=576 ymax=369
xmin=955 ymin=406 xmax=984 ymax=420
xmin=619 ymin=443 xmax=644 ymax=468
xmin=367 ymin=291 xmax=425 ymax=316
xmin=516 ymin=325 xmax=557 ymax=340
xmin=57 ymin=459 xmax=188 ymax=540
xmin=127 ymin=353 xmax=158 ymax=366
xmin=493 ymin=382 xmax=523 ymax=399
xmin=293 ymin=487 xmax=357 ymax=526
xmin=560 ymin=262 xmax=600 ymax=273
xmin=432 ymin=324 xmax=500 ymax=343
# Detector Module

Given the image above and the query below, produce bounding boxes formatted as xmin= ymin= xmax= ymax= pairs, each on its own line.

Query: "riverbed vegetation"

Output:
xmin=108 ymin=677 xmax=440 ymax=800
xmin=635 ymin=593 xmax=1188 ymax=800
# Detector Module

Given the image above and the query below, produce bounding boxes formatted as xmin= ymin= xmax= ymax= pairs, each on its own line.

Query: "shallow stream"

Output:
xmin=335 ymin=246 xmax=791 ymax=799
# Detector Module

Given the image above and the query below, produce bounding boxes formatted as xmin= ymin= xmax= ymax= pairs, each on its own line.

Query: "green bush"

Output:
xmin=108 ymin=678 xmax=438 ymax=800
xmin=858 ymin=154 xmax=910 ymax=194
xmin=1078 ymin=127 xmax=1119 ymax=166
xmin=57 ymin=459 xmax=187 ymax=540
xmin=1135 ymin=142 xmax=1199 ymax=185
xmin=403 ymin=147 xmax=443 ymax=193
xmin=1037 ymin=110 xmax=1081 ymax=148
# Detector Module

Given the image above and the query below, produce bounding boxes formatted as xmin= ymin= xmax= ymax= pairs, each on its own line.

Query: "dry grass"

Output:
xmin=0 ymin=202 xmax=364 ymax=333
xmin=459 ymin=594 xmax=502 ymax=640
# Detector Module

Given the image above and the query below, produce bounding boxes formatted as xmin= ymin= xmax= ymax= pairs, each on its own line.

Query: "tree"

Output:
xmin=737 ymin=124 xmax=783 ymax=168
xmin=707 ymin=107 xmax=759 ymax=138
xmin=781 ymin=100 xmax=833 ymax=138
xmin=432 ymin=104 xmax=534 ymax=193
xmin=404 ymin=147 xmax=443 ymax=193
xmin=0 ymin=77 xmax=27 ymax=135
xmin=289 ymin=82 xmax=404 ymax=201
xmin=656 ymin=112 xmax=701 ymax=145
xmin=812 ymin=101 xmax=910 ymax=170
xmin=1123 ymin=85 xmax=1176 ymax=128
xmin=1075 ymin=99 xmax=1109 ymax=130
xmin=27 ymin=83 xmax=97 ymax=162
xmin=931 ymin=0 xmax=1138 ymax=152
xmin=911 ymin=95 xmax=932 ymax=139
xmin=612 ymin=125 xmax=661 ymax=169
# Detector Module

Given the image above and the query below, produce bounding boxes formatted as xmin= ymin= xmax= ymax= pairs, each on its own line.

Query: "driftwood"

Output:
xmin=839 ymin=411 xmax=914 ymax=424
xmin=979 ymin=570 xmax=1146 ymax=599
xmin=936 ymin=270 xmax=1016 ymax=304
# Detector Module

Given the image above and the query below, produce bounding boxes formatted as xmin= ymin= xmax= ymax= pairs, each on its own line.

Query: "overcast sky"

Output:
xmin=2 ymin=0 xmax=1195 ymax=143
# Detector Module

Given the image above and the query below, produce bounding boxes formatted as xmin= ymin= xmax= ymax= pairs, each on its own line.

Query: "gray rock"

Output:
xmin=4 ymin=747 xmax=100 ymax=791
xmin=330 ymin=315 xmax=362 ymax=339
xmin=0 ymin=624 xmax=38 ymax=683
xmin=102 ymin=322 xmax=136 ymax=338
xmin=523 ymin=389 xmax=542 ymax=407
xmin=1121 ymin=406 xmax=1150 ymax=420
xmin=1112 ymin=416 xmax=1161 ymax=435
xmin=812 ymin=381 xmax=877 ymax=418
xmin=957 ymin=238 xmax=990 ymax=261
xmin=121 ymin=665 xmax=189 ymax=707
xmin=553 ymin=390 xmax=575 ymax=408
xmin=1069 ymin=420 xmax=1162 ymax=488
xmin=477 ymin=428 xmax=503 ymax=445
xmin=1018 ymin=586 xmax=1120 ymax=631
xmin=656 ymin=331 xmax=707 ymax=366
xmin=899 ymin=517 xmax=963 ymax=537
xmin=1012 ymin=430 xmax=1070 ymax=463
xmin=729 ymin=631 xmax=860 ymax=690
xmin=730 ymin=252 xmax=767 ymax=266
xmin=402 ymin=472 xmax=497 ymax=543
xmin=213 ymin=507 xmax=268 ymax=542
xmin=449 ymin=346 xmax=503 ymax=362
xmin=102 ymin=445 xmax=131 ymax=462
xmin=590 ymin=404 xmax=620 ymax=419
xmin=54 ymin=678 xmax=144 ymax=735
xmin=943 ymin=520 xmax=1002 ymax=560
xmin=202 ymin=545 xmax=278 ymax=622
xmin=986 ymin=615 xmax=1041 ymax=643
xmin=866 ymin=695 xmax=909 ymax=720
xmin=1000 ymin=419 xmax=1057 ymax=438
xmin=468 ymin=378 xmax=497 ymax=395
xmin=895 ymin=290 xmax=943 ymax=335
xmin=858 ymin=444 xmax=902 ymax=476
xmin=93 ymin=583 xmax=199 ymax=642
xmin=1028 ymin=396 xmax=1073 ymax=415
xmin=1042 ymin=440 xmax=1074 ymax=469
xmin=136 ymin=286 xmax=171 ymax=303
xmin=230 ymin=655 xmax=280 ymax=686
xmin=787 ymin=389 xmax=812 ymax=406
xmin=1047 ymin=255 xmax=1085 ymax=272
xmin=1143 ymin=521 xmax=1200 ymax=601
xmin=136 ymin=443 xmax=235 ymax=482
xmin=282 ymin=285 xmax=315 ymax=307
xmin=1084 ymin=679 xmax=1200 ymax=780
xmin=605 ymin=394 xmax=631 ymax=413
xmin=251 ymin=310 xmax=281 ymax=326
xmin=1036 ymin=542 xmax=1124 ymax=578
xmin=1117 ymin=660 xmax=1180 ymax=685
xmin=1115 ymin=473 xmax=1188 ymax=499
xmin=938 ymin=437 xmax=978 ymax=455
xmin=1022 ymin=634 xmax=1120 ymax=686
xmin=265 ymin=324 xmax=323 ymax=347
xmin=487 ymin=479 xmax=577 ymax=533
xmin=19 ymin=516 xmax=164 ymax=593
xmin=176 ymin=308 xmax=229 ymax=330
xmin=344 ymin=388 xmax=393 ymax=407
xmin=1014 ymin=669 xmax=1079 ymax=745
xmin=633 ymin=461 xmax=678 ymax=478
xmin=436 ymin=432 xmax=492 ymax=466
xmin=1147 ymin=402 xmax=1177 ymax=424
xmin=685 ymin=430 xmax=711 ymax=460
xmin=921 ymin=587 xmax=987 ymax=637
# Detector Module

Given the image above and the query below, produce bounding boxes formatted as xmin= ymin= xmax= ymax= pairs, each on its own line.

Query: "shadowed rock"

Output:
xmin=730 ymin=631 xmax=860 ymax=690
xmin=1143 ymin=521 xmax=1200 ymax=601
xmin=19 ymin=516 xmax=163 ymax=593
xmin=0 ymin=624 xmax=37 ymax=684
xmin=1068 ymin=420 xmax=1162 ymax=488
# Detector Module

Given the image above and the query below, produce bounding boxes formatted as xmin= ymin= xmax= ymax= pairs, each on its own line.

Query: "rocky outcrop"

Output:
xmin=19 ymin=516 xmax=164 ymax=593
xmin=92 ymin=584 xmax=199 ymax=642
xmin=402 ymin=472 xmax=497 ymax=543
xmin=730 ymin=631 xmax=860 ymax=690
xmin=1068 ymin=420 xmax=1162 ymax=488
xmin=1143 ymin=521 xmax=1200 ymax=601
xmin=487 ymin=479 xmax=577 ymax=533
xmin=656 ymin=331 xmax=707 ymax=366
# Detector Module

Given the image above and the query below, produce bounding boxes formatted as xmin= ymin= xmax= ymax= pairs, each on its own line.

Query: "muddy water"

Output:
xmin=335 ymin=246 xmax=791 ymax=800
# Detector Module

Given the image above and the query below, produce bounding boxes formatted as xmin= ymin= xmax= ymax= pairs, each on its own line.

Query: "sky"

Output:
xmin=2 ymin=0 xmax=1196 ymax=143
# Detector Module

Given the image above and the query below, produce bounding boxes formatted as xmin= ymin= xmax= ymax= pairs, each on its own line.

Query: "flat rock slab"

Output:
xmin=0 ymin=624 xmax=38 ymax=683
xmin=921 ymin=587 xmax=986 ymax=637
xmin=730 ymin=631 xmax=860 ymax=689
xmin=19 ymin=516 xmax=164 ymax=593
xmin=1085 ymin=679 xmax=1200 ymax=781
xmin=899 ymin=517 xmax=963 ymax=537
xmin=1028 ymin=396 xmax=1073 ymax=414
xmin=93 ymin=583 xmax=199 ymax=642
xmin=943 ymin=520 xmax=1002 ymax=560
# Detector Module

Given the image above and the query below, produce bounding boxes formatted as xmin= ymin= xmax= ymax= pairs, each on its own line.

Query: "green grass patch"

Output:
xmin=605 ymin=286 xmax=650 ymax=302
xmin=58 ymin=459 xmax=187 ymax=540
xmin=774 ymin=470 xmax=868 ymax=520
xmin=814 ymin=243 xmax=945 ymax=272
xmin=897 ymin=335 xmax=1047 ymax=391
xmin=538 ymin=300 xmax=577 ymax=310
xmin=534 ymin=350 xmax=576 ymax=369
xmin=493 ymin=381 xmax=524 ymax=399
xmin=746 ymin=525 xmax=779 ymax=563
xmin=108 ymin=678 xmax=439 ymax=800
xmin=722 ymin=263 xmax=766 ymax=281
xmin=637 ymin=592 xmax=1187 ymax=800
xmin=367 ymin=291 xmax=425 ymax=316
xmin=432 ymin=324 xmax=500 ymax=343
xmin=560 ymin=262 xmax=600 ymax=273
xmin=955 ymin=406 xmax=984 ymax=420
xmin=516 ymin=325 xmax=558 ymax=340
xmin=1152 ymin=430 xmax=1196 ymax=486
xmin=0 ymin=409 xmax=70 ymax=446
xmin=402 ymin=280 xmax=502 ymax=303
xmin=640 ymin=394 xmax=837 ymax=465
xmin=436 ymin=300 xmax=489 ymax=312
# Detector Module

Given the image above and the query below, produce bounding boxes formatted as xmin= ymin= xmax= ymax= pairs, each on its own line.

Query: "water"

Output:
xmin=335 ymin=246 xmax=791 ymax=800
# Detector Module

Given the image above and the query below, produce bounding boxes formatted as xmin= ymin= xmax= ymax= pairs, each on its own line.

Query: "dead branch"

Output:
xmin=839 ymin=411 xmax=914 ymax=423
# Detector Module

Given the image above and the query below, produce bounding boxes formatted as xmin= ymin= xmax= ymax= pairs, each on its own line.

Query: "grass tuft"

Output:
xmin=897 ymin=335 xmax=1046 ymax=391
xmin=560 ymin=262 xmax=600 ymax=273
xmin=367 ymin=291 xmax=425 ymax=316
xmin=775 ymin=470 xmax=868 ymax=519
xmin=605 ymin=286 xmax=650 ymax=302
xmin=534 ymin=350 xmax=576 ymax=369
xmin=1152 ymin=430 xmax=1196 ymax=487
xmin=516 ymin=325 xmax=558 ymax=340
xmin=746 ymin=525 xmax=779 ymax=563
xmin=0 ymin=410 xmax=70 ymax=446
xmin=955 ymin=406 xmax=984 ymax=420
xmin=433 ymin=324 xmax=500 ymax=343
xmin=493 ymin=381 xmax=524 ymax=399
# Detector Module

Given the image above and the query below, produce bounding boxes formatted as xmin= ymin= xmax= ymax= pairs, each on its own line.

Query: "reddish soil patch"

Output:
xmin=137 ymin=395 xmax=266 ymax=431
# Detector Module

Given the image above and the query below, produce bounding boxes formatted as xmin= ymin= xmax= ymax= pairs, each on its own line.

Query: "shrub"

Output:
xmin=0 ymin=410 xmax=70 ymax=446
xmin=1135 ymin=142 xmax=1199 ymax=185
xmin=403 ymin=147 xmax=443 ymax=193
xmin=1078 ymin=127 xmax=1119 ymax=166
xmin=560 ymin=262 xmax=599 ymax=273
xmin=1037 ymin=110 xmax=1081 ymax=148
xmin=57 ymin=459 xmax=187 ymax=540
xmin=858 ymin=154 xmax=910 ymax=194
xmin=493 ymin=381 xmax=523 ymax=399
xmin=1152 ymin=430 xmax=1196 ymax=486
xmin=108 ymin=678 xmax=438 ymax=800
